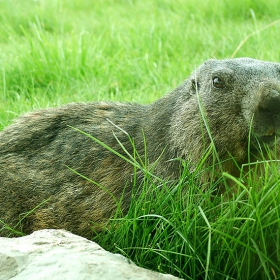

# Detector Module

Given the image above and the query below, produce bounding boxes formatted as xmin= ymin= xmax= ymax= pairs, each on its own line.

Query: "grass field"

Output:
xmin=0 ymin=0 xmax=280 ymax=279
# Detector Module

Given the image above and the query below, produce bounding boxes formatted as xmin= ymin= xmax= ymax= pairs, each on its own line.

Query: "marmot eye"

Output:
xmin=213 ymin=77 xmax=225 ymax=88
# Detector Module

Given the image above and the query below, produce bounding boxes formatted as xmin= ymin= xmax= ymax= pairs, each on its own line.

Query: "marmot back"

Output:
xmin=1 ymin=58 xmax=280 ymax=239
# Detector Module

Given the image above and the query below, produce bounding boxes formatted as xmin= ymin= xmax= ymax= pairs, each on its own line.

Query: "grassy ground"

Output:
xmin=0 ymin=0 xmax=280 ymax=279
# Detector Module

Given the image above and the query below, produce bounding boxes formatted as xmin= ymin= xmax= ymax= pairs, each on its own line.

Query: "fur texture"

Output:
xmin=1 ymin=58 xmax=280 ymax=238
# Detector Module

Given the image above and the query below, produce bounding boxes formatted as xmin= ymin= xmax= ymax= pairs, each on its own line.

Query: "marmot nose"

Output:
xmin=259 ymin=89 xmax=280 ymax=115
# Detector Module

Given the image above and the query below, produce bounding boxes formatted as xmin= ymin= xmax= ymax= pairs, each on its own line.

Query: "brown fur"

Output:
xmin=1 ymin=58 xmax=280 ymax=239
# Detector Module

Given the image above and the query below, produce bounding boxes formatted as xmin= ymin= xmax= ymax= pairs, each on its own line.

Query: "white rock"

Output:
xmin=0 ymin=229 xmax=181 ymax=280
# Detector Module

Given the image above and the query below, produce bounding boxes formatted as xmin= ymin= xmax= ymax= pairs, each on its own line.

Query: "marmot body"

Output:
xmin=1 ymin=58 xmax=280 ymax=238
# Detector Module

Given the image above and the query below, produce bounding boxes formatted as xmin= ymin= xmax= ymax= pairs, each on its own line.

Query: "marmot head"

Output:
xmin=172 ymin=58 xmax=280 ymax=165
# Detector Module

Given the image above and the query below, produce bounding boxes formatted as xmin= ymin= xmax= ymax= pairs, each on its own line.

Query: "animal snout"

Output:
xmin=259 ymin=89 xmax=280 ymax=116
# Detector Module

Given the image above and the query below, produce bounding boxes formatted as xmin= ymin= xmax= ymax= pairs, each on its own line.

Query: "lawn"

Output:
xmin=0 ymin=0 xmax=280 ymax=279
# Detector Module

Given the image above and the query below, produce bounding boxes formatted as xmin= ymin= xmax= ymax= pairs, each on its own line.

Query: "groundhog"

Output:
xmin=0 ymin=58 xmax=280 ymax=239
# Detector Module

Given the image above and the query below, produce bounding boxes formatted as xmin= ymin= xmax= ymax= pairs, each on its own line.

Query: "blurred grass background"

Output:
xmin=1 ymin=0 xmax=280 ymax=129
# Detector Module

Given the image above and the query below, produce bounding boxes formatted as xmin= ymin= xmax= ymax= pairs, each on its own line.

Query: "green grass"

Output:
xmin=89 ymin=135 xmax=280 ymax=279
xmin=1 ymin=0 xmax=280 ymax=279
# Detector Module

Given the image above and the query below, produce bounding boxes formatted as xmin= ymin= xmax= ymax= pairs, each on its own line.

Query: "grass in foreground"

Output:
xmin=93 ymin=155 xmax=280 ymax=280
xmin=81 ymin=123 xmax=280 ymax=279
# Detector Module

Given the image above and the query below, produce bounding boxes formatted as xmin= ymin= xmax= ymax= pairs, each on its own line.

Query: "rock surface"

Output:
xmin=0 ymin=229 xmax=181 ymax=280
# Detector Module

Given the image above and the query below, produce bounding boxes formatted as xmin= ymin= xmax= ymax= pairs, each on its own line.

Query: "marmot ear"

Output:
xmin=191 ymin=78 xmax=199 ymax=92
